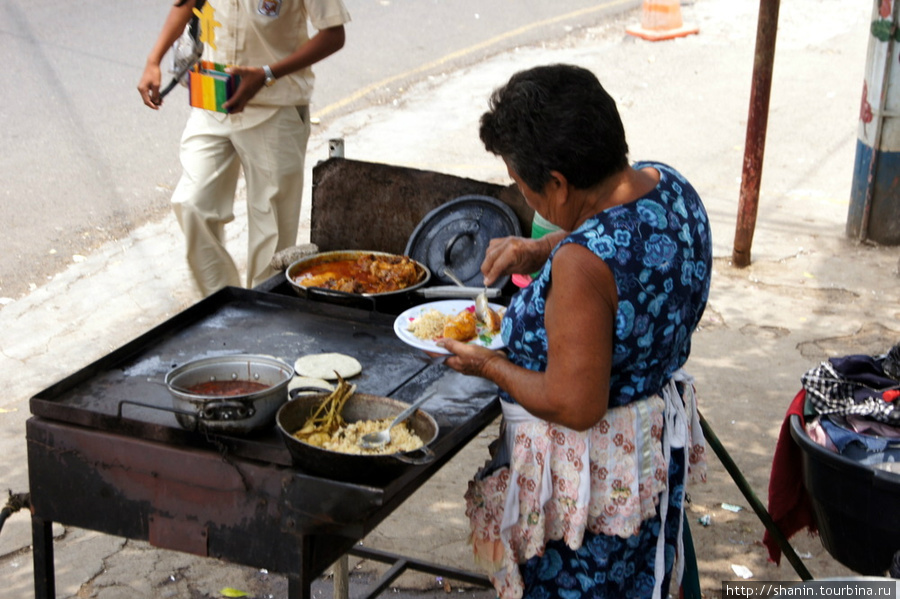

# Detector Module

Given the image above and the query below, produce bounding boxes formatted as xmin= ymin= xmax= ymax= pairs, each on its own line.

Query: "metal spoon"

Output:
xmin=474 ymin=290 xmax=495 ymax=325
xmin=441 ymin=266 xmax=466 ymax=288
xmin=443 ymin=267 xmax=492 ymax=319
xmin=358 ymin=392 xmax=434 ymax=449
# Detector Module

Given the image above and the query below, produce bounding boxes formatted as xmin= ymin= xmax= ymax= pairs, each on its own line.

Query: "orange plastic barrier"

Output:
xmin=626 ymin=0 xmax=699 ymax=41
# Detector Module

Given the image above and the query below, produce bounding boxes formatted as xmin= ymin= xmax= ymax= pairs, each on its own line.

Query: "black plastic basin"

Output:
xmin=790 ymin=414 xmax=900 ymax=575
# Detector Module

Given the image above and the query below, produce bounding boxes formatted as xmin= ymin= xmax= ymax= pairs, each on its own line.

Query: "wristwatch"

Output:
xmin=263 ymin=65 xmax=277 ymax=87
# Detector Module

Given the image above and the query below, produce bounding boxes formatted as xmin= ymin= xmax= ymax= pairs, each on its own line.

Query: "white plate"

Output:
xmin=393 ymin=299 xmax=506 ymax=355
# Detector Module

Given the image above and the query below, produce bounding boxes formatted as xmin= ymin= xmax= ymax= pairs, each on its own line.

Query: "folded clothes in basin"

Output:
xmin=801 ymin=353 xmax=900 ymax=424
xmin=818 ymin=415 xmax=900 ymax=462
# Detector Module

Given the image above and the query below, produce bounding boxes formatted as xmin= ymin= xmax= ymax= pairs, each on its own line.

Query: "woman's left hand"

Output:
xmin=436 ymin=339 xmax=506 ymax=378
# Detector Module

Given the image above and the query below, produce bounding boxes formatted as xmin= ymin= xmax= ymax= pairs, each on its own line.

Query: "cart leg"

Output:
xmin=32 ymin=516 xmax=55 ymax=599
xmin=287 ymin=536 xmax=313 ymax=599
xmin=287 ymin=576 xmax=309 ymax=599
xmin=333 ymin=554 xmax=350 ymax=599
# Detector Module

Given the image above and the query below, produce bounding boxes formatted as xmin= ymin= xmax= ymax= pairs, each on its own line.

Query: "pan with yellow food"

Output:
xmin=276 ymin=378 xmax=438 ymax=484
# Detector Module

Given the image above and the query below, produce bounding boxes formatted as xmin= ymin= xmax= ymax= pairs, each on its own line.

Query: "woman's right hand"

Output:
xmin=481 ymin=234 xmax=558 ymax=286
xmin=437 ymin=339 xmax=507 ymax=379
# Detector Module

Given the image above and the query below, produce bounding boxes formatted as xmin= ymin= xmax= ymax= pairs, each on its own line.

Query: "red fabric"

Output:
xmin=763 ymin=389 xmax=819 ymax=564
xmin=884 ymin=389 xmax=900 ymax=403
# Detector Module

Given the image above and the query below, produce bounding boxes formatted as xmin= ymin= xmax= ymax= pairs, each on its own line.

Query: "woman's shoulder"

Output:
xmin=631 ymin=160 xmax=677 ymax=174
xmin=632 ymin=161 xmax=695 ymax=189
xmin=631 ymin=161 xmax=706 ymax=218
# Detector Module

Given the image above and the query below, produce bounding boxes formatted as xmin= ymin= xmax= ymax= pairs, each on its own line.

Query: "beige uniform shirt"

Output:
xmin=203 ymin=0 xmax=351 ymax=107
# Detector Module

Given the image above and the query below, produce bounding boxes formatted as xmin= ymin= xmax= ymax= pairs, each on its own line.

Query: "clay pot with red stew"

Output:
xmin=165 ymin=354 xmax=294 ymax=435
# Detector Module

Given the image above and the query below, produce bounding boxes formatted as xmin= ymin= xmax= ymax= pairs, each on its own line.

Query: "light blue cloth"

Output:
xmin=820 ymin=416 xmax=900 ymax=466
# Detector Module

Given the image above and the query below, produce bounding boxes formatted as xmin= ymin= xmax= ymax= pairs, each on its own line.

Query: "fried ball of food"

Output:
xmin=480 ymin=305 xmax=502 ymax=333
xmin=443 ymin=309 xmax=477 ymax=342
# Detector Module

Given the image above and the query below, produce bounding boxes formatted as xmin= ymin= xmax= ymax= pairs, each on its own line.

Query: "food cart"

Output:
xmin=26 ymin=158 xmax=531 ymax=599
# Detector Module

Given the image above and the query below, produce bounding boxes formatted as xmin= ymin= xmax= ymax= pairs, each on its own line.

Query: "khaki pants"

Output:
xmin=172 ymin=105 xmax=311 ymax=296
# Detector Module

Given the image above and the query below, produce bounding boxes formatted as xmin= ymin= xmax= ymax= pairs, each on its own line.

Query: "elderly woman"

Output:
xmin=438 ymin=64 xmax=712 ymax=599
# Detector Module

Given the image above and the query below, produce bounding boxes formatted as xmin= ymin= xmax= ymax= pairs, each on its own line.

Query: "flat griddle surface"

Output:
xmin=30 ymin=287 xmax=496 ymax=466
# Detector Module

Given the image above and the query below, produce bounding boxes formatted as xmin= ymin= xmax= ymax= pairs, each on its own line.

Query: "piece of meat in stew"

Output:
xmin=294 ymin=254 xmax=422 ymax=294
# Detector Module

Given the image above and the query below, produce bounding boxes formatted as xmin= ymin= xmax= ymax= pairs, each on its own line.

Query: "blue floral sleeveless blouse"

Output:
xmin=500 ymin=161 xmax=712 ymax=407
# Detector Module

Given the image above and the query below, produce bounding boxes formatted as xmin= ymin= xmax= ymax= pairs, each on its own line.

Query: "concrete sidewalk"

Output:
xmin=3 ymin=1 xmax=900 ymax=597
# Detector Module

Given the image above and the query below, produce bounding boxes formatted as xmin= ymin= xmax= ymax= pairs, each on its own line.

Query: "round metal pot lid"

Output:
xmin=404 ymin=195 xmax=522 ymax=289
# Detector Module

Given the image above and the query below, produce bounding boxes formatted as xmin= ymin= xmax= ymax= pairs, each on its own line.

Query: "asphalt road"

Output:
xmin=0 ymin=0 xmax=639 ymax=303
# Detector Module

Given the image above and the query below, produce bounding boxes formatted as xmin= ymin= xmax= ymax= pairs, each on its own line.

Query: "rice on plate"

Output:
xmin=407 ymin=309 xmax=447 ymax=340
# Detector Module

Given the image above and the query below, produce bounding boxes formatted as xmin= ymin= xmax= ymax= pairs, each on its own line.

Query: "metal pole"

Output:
xmin=329 ymin=138 xmax=345 ymax=158
xmin=732 ymin=0 xmax=781 ymax=267
xmin=857 ymin=0 xmax=898 ymax=242
xmin=699 ymin=412 xmax=814 ymax=581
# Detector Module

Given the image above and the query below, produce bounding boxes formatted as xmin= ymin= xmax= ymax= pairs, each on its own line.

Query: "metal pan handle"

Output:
xmin=391 ymin=445 xmax=436 ymax=466
xmin=289 ymin=387 xmax=332 ymax=400
xmin=117 ymin=399 xmax=196 ymax=420
xmin=116 ymin=399 xmax=205 ymax=433
xmin=199 ymin=399 xmax=256 ymax=421
xmin=117 ymin=398 xmax=254 ymax=424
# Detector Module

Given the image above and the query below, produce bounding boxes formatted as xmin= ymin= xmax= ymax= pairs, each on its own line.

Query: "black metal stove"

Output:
xmin=27 ymin=284 xmax=500 ymax=599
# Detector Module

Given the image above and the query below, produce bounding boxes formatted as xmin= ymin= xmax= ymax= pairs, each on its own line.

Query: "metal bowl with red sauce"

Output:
xmin=165 ymin=354 xmax=294 ymax=435
xmin=184 ymin=380 xmax=270 ymax=396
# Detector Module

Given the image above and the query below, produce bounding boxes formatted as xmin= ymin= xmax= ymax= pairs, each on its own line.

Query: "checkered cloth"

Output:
xmin=801 ymin=356 xmax=900 ymax=424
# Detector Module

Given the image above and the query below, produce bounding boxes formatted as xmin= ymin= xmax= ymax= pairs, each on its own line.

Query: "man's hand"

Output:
xmin=138 ymin=1 xmax=195 ymax=110
xmin=137 ymin=63 xmax=163 ymax=109
xmin=222 ymin=66 xmax=267 ymax=114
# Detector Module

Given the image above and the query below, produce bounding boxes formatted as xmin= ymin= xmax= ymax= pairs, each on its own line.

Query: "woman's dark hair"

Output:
xmin=479 ymin=64 xmax=629 ymax=193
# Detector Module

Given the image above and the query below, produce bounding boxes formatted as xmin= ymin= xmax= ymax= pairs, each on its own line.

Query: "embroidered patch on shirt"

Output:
xmin=258 ymin=0 xmax=281 ymax=17
xmin=194 ymin=2 xmax=222 ymax=50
